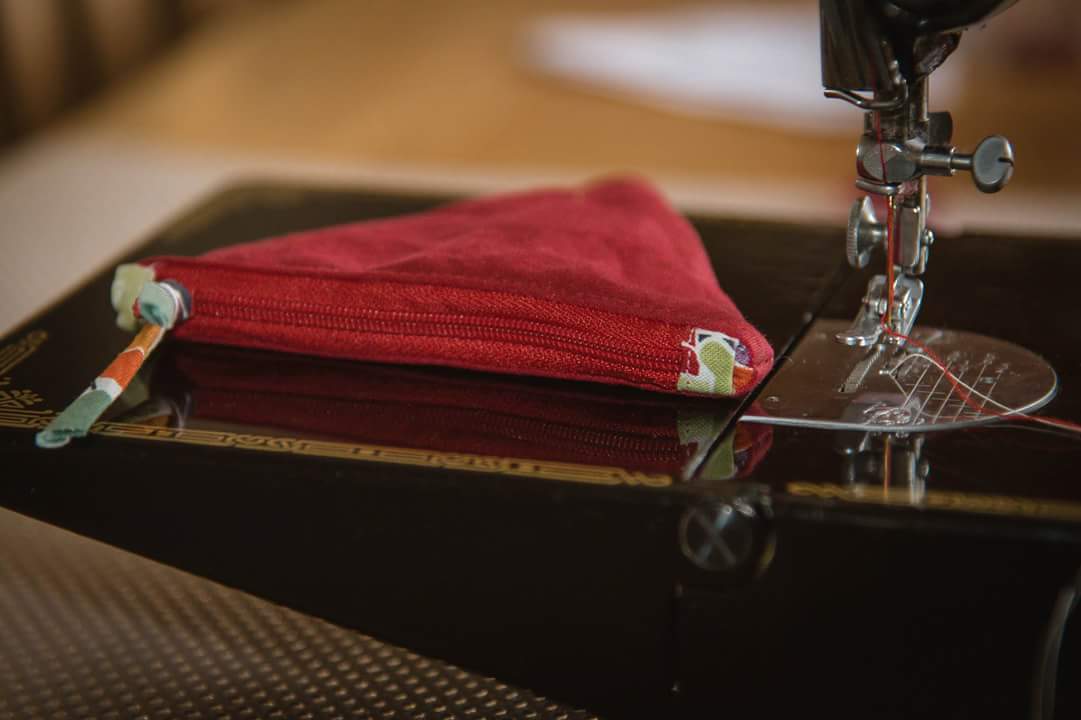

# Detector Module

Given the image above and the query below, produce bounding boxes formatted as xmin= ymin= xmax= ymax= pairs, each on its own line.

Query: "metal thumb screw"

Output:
xmin=846 ymin=196 xmax=886 ymax=269
xmin=958 ymin=135 xmax=1015 ymax=194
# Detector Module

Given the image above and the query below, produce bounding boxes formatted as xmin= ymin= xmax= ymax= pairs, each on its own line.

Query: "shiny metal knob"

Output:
xmin=967 ymin=135 xmax=1015 ymax=193
xmin=679 ymin=500 xmax=765 ymax=574
xmin=846 ymin=196 xmax=886 ymax=269
xmin=919 ymin=135 xmax=1015 ymax=194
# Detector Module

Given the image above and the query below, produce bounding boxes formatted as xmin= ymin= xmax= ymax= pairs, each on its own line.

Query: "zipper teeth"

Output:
xmin=198 ymin=294 xmax=680 ymax=373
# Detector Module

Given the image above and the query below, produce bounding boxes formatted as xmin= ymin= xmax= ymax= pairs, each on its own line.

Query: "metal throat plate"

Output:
xmin=744 ymin=319 xmax=1057 ymax=432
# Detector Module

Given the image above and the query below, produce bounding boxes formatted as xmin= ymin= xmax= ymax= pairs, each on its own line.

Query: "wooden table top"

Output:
xmin=67 ymin=0 xmax=1079 ymax=197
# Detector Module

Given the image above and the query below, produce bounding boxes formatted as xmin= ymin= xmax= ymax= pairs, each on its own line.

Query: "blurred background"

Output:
xmin=1 ymin=0 xmax=1079 ymax=335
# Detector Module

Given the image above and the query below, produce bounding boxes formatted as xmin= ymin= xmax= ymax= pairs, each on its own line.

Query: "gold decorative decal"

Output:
xmin=0 ymin=387 xmax=43 ymax=410
xmin=0 ymin=330 xmax=48 ymax=426
xmin=0 ymin=330 xmax=48 ymax=377
xmin=0 ymin=408 xmax=52 ymax=429
xmin=0 ymin=328 xmax=671 ymax=487
xmin=0 ymin=410 xmax=671 ymax=488
xmin=787 ymin=482 xmax=1081 ymax=523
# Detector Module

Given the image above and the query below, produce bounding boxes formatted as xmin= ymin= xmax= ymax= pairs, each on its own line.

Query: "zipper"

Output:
xmin=192 ymin=291 xmax=681 ymax=374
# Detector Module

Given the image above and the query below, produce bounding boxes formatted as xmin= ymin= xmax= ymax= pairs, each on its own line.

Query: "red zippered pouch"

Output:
xmin=139 ymin=178 xmax=770 ymax=393
xmin=38 ymin=178 xmax=773 ymax=448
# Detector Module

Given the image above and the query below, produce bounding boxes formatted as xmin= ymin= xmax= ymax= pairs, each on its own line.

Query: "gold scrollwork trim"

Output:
xmin=0 ymin=410 xmax=671 ymax=488
xmin=0 ymin=409 xmax=52 ymax=429
xmin=787 ymin=482 xmax=1081 ymax=523
xmin=0 ymin=330 xmax=48 ymax=377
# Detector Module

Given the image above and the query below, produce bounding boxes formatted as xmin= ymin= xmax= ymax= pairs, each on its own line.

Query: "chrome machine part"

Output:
xmin=744 ymin=319 xmax=1057 ymax=432
xmin=820 ymin=0 xmax=1019 ymax=344
xmin=678 ymin=501 xmax=759 ymax=573
xmin=836 ymin=431 xmax=929 ymax=502
xmin=845 ymin=196 xmax=886 ymax=269
xmin=919 ymin=135 xmax=1016 ymax=193
xmin=836 ymin=273 xmax=923 ymax=347
xmin=677 ymin=486 xmax=775 ymax=585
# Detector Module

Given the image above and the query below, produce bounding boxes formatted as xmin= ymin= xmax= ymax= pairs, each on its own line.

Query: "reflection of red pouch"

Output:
xmin=136 ymin=345 xmax=773 ymax=480
xmin=127 ymin=179 xmax=772 ymax=397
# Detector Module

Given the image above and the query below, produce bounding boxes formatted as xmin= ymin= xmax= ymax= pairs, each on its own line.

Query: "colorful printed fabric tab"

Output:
xmin=35 ymin=323 xmax=165 ymax=449
xmin=677 ymin=328 xmax=753 ymax=396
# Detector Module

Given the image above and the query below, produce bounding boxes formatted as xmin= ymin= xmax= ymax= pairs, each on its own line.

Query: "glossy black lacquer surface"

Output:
xmin=1 ymin=183 xmax=1079 ymax=718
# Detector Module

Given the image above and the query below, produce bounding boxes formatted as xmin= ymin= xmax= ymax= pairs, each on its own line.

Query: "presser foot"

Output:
xmin=835 ymin=274 xmax=923 ymax=347
xmin=746 ymin=319 xmax=1057 ymax=433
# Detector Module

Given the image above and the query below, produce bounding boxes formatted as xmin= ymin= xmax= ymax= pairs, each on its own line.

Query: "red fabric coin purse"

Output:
xmin=121 ymin=177 xmax=772 ymax=398
xmin=40 ymin=178 xmax=775 ymax=449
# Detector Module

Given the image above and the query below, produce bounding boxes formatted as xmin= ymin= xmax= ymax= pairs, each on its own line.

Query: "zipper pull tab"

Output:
xmin=36 ymin=277 xmax=191 ymax=449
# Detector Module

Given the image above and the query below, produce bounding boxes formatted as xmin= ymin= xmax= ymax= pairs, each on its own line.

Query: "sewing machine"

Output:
xmin=745 ymin=0 xmax=1059 ymax=433
xmin=823 ymin=0 xmax=1017 ymax=343
xmin=0 ymin=2 xmax=1079 ymax=718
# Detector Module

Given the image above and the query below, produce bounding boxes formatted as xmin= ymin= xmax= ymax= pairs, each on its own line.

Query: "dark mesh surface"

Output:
xmin=0 ymin=509 xmax=596 ymax=720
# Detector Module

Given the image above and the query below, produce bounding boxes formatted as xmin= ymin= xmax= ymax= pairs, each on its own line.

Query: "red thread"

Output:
xmin=872 ymin=111 xmax=896 ymax=331
xmin=878 ymin=324 xmax=1081 ymax=433
xmin=871 ymin=113 xmax=1081 ymax=435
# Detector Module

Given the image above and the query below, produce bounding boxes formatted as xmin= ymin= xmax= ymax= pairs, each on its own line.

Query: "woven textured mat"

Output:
xmin=0 ymin=509 xmax=595 ymax=720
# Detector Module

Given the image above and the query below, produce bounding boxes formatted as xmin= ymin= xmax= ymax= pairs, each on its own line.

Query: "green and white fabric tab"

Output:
xmin=36 ymin=267 xmax=191 ymax=449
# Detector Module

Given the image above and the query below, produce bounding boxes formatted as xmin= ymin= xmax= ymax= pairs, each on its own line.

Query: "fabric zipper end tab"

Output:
xmin=36 ymin=322 xmax=168 ymax=450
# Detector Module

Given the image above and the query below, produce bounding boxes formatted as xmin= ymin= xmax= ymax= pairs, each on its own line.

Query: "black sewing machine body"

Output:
xmin=2 ymin=184 xmax=1079 ymax=718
